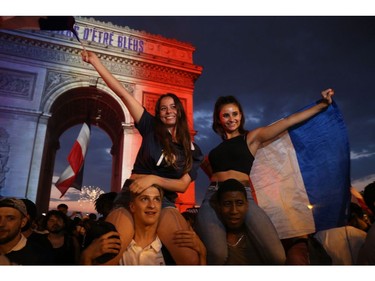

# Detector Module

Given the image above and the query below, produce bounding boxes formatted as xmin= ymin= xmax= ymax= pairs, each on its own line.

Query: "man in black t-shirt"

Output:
xmin=21 ymin=198 xmax=55 ymax=264
xmin=0 ymin=198 xmax=47 ymax=265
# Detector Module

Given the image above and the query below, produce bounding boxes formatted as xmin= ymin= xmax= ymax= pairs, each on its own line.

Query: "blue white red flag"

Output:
xmin=55 ymin=123 xmax=91 ymax=198
xmin=250 ymin=101 xmax=351 ymax=239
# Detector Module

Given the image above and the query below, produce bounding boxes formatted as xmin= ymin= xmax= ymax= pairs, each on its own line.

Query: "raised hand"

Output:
xmin=321 ymin=88 xmax=334 ymax=105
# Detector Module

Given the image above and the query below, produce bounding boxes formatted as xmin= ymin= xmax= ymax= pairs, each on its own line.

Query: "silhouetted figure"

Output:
xmin=357 ymin=181 xmax=375 ymax=264
xmin=21 ymin=198 xmax=55 ymax=264
xmin=95 ymin=192 xmax=117 ymax=221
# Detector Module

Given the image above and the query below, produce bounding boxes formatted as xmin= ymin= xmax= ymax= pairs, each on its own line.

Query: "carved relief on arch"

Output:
xmin=0 ymin=127 xmax=10 ymax=192
xmin=41 ymin=70 xmax=91 ymax=110
xmin=0 ymin=68 xmax=36 ymax=100
xmin=44 ymin=70 xmax=84 ymax=95
xmin=92 ymin=76 xmax=135 ymax=96
xmin=122 ymin=82 xmax=135 ymax=95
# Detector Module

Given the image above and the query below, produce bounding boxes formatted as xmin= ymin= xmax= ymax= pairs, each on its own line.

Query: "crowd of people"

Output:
xmin=1 ymin=180 xmax=374 ymax=265
xmin=1 ymin=49 xmax=374 ymax=266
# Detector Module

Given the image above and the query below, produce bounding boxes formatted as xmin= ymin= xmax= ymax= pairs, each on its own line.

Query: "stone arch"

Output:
xmin=1 ymin=17 xmax=202 ymax=212
xmin=36 ymin=86 xmax=129 ymax=213
xmin=41 ymin=79 xmax=133 ymax=124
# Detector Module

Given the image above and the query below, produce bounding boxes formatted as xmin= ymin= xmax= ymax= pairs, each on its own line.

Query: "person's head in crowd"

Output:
xmin=43 ymin=210 xmax=69 ymax=234
xmin=363 ymin=181 xmax=375 ymax=222
xmin=88 ymin=213 xmax=97 ymax=221
xmin=21 ymin=198 xmax=37 ymax=232
xmin=216 ymin=179 xmax=249 ymax=231
xmin=0 ymin=198 xmax=28 ymax=251
xmin=349 ymin=202 xmax=370 ymax=231
xmin=95 ymin=192 xmax=117 ymax=219
xmin=57 ymin=203 xmax=69 ymax=215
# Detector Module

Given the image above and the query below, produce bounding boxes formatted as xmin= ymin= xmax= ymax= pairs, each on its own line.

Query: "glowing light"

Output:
xmin=78 ymin=185 xmax=105 ymax=212
xmin=307 ymin=204 xmax=314 ymax=210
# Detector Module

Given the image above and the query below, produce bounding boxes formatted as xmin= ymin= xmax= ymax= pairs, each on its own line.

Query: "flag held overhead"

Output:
xmin=38 ymin=16 xmax=81 ymax=43
xmin=0 ymin=16 xmax=82 ymax=44
xmin=250 ymin=101 xmax=351 ymax=239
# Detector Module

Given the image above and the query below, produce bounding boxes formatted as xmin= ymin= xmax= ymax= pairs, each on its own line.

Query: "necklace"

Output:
xmin=227 ymin=234 xmax=245 ymax=247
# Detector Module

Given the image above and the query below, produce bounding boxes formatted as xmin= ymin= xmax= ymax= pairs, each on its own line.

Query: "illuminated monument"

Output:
xmin=0 ymin=17 xmax=203 ymax=213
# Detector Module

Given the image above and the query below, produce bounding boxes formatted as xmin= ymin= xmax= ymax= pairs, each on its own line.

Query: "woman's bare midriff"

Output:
xmin=210 ymin=170 xmax=249 ymax=183
xmin=129 ymin=174 xmax=148 ymax=180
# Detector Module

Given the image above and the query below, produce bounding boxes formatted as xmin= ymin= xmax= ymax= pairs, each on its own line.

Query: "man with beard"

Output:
xmin=43 ymin=210 xmax=81 ymax=265
xmin=0 ymin=197 xmax=47 ymax=265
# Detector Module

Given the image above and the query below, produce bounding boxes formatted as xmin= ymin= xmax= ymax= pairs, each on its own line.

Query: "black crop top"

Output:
xmin=208 ymin=134 xmax=254 ymax=175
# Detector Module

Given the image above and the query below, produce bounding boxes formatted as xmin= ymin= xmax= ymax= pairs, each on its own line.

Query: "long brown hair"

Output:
xmin=212 ymin=95 xmax=247 ymax=140
xmin=154 ymin=93 xmax=192 ymax=173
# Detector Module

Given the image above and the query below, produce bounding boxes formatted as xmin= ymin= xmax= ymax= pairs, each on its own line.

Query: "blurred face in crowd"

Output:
xmin=0 ymin=207 xmax=27 ymax=246
xmin=218 ymin=190 xmax=248 ymax=231
xmin=46 ymin=214 xmax=65 ymax=234
xmin=57 ymin=206 xmax=68 ymax=215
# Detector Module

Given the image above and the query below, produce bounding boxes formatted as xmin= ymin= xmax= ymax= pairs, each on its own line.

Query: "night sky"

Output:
xmin=51 ymin=16 xmax=375 ymax=206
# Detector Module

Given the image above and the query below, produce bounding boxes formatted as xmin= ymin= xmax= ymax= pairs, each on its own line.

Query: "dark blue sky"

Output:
xmin=54 ymin=16 xmax=375 ymax=205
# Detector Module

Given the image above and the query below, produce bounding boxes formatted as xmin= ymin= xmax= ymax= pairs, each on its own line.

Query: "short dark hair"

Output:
xmin=212 ymin=95 xmax=247 ymax=140
xmin=21 ymin=199 xmax=37 ymax=221
xmin=57 ymin=203 xmax=68 ymax=209
xmin=95 ymin=192 xmax=117 ymax=214
xmin=363 ymin=181 xmax=375 ymax=214
xmin=217 ymin=179 xmax=247 ymax=202
xmin=43 ymin=210 xmax=68 ymax=229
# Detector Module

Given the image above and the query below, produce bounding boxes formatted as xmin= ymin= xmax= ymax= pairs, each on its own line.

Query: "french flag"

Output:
xmin=55 ymin=123 xmax=91 ymax=198
xmin=250 ymin=101 xmax=351 ymax=239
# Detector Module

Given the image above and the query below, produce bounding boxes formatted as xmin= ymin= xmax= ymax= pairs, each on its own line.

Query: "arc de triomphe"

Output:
xmin=0 ymin=17 xmax=202 ymax=213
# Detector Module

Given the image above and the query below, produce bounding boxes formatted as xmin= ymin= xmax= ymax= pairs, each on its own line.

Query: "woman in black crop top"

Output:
xmin=81 ymin=51 xmax=204 ymax=265
xmin=196 ymin=89 xmax=335 ymax=265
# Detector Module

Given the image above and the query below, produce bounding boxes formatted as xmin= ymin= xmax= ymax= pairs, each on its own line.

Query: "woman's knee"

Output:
xmin=158 ymin=208 xmax=200 ymax=264
xmin=105 ymin=207 xmax=134 ymax=245
xmin=160 ymin=208 xmax=189 ymax=230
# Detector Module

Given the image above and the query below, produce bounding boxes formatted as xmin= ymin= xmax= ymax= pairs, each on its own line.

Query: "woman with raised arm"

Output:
xmin=196 ymin=89 xmax=334 ymax=264
xmin=81 ymin=50 xmax=203 ymax=265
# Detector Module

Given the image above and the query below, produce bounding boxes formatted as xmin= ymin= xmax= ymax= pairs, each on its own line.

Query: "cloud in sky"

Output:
xmin=351 ymin=150 xmax=375 ymax=160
